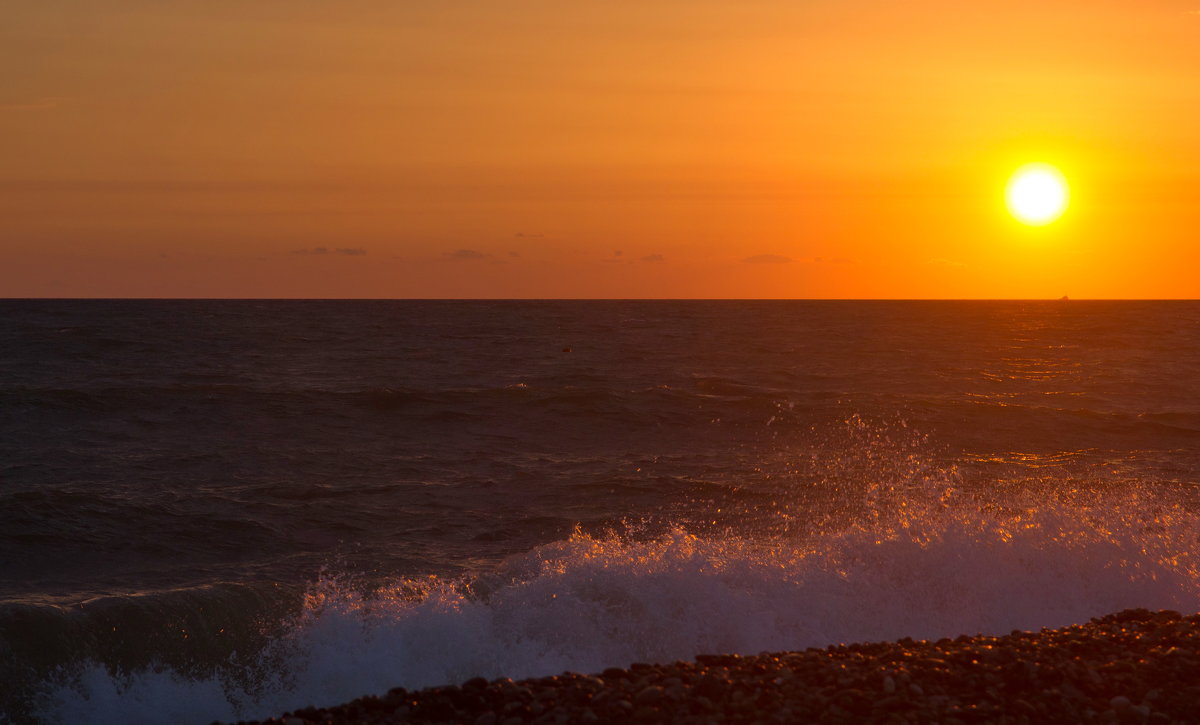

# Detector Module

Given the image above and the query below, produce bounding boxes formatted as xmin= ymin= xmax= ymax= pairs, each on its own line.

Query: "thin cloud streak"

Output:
xmin=743 ymin=254 xmax=793 ymax=264
xmin=0 ymin=96 xmax=66 ymax=111
xmin=447 ymin=249 xmax=486 ymax=261
xmin=291 ymin=247 xmax=367 ymax=256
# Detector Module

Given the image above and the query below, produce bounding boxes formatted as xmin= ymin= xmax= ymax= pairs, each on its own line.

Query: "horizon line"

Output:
xmin=3 ymin=297 xmax=1198 ymax=303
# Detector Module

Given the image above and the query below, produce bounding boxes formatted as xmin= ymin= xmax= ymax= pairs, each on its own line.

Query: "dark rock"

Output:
xmin=634 ymin=685 xmax=664 ymax=705
xmin=695 ymin=674 xmax=726 ymax=698
xmin=464 ymin=677 xmax=489 ymax=691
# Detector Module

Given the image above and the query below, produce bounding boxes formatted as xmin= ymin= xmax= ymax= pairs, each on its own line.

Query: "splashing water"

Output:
xmin=32 ymin=426 xmax=1200 ymax=725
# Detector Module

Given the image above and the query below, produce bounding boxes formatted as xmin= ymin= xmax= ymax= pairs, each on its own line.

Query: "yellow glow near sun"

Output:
xmin=1006 ymin=163 xmax=1069 ymax=226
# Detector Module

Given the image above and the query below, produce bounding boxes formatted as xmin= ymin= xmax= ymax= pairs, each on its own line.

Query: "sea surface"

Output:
xmin=2 ymin=300 xmax=1199 ymax=724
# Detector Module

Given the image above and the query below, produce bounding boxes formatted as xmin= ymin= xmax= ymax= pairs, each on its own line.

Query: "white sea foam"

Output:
xmin=37 ymin=466 xmax=1200 ymax=725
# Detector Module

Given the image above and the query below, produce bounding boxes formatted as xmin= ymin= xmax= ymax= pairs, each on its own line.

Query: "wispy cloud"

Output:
xmin=925 ymin=258 xmax=966 ymax=268
xmin=0 ymin=96 xmax=66 ymax=112
xmin=742 ymin=254 xmax=852 ymax=265
xmin=447 ymin=248 xmax=486 ymax=261
xmin=743 ymin=254 xmax=793 ymax=264
xmin=640 ymin=254 xmax=665 ymax=263
xmin=292 ymin=247 xmax=367 ymax=256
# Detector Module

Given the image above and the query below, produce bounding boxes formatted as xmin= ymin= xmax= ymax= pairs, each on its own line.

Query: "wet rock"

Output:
xmin=634 ymin=685 xmax=664 ymax=706
xmin=463 ymin=677 xmax=489 ymax=691
xmin=224 ymin=608 xmax=1200 ymax=725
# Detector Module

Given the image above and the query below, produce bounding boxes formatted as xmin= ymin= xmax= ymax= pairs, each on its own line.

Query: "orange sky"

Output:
xmin=3 ymin=0 xmax=1198 ymax=298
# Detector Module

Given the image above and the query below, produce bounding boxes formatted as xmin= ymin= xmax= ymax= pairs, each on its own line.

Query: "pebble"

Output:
xmin=634 ymin=685 xmax=664 ymax=705
xmin=230 ymin=608 xmax=1200 ymax=725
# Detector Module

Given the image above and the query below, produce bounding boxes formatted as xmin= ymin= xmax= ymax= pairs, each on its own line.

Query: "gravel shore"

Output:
xmin=229 ymin=608 xmax=1200 ymax=725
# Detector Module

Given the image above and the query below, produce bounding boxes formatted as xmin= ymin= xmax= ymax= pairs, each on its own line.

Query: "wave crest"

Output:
xmin=35 ymin=458 xmax=1200 ymax=724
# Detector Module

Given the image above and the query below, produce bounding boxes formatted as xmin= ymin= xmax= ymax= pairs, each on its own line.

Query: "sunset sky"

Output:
xmin=3 ymin=1 xmax=1198 ymax=298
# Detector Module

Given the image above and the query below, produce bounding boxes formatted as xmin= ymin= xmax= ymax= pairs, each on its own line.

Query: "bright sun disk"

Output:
xmin=1006 ymin=163 xmax=1068 ymax=226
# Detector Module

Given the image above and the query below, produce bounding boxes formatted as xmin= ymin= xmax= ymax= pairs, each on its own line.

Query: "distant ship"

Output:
xmin=1059 ymin=295 xmax=1069 ymax=301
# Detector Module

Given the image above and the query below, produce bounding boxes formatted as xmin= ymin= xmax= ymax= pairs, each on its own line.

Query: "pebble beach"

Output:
xmin=228 ymin=608 xmax=1200 ymax=725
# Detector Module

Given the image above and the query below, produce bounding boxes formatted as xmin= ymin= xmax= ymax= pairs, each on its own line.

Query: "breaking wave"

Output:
xmin=30 ymin=448 xmax=1200 ymax=725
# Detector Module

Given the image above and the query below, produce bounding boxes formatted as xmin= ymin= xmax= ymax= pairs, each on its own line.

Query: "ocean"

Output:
xmin=2 ymin=300 xmax=1198 ymax=724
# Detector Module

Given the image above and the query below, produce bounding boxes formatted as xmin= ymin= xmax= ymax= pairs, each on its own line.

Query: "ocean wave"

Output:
xmin=27 ymin=463 xmax=1200 ymax=725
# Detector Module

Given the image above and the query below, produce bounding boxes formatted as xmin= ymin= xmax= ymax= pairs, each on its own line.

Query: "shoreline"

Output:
xmin=230 ymin=608 xmax=1199 ymax=724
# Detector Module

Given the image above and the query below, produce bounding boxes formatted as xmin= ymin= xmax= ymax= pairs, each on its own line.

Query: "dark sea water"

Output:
xmin=2 ymin=300 xmax=1199 ymax=723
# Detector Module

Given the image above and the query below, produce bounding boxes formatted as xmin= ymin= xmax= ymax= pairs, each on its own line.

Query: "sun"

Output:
xmin=1005 ymin=163 xmax=1069 ymax=226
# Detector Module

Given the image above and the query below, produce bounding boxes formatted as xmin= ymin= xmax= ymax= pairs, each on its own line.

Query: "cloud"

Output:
xmin=0 ymin=96 xmax=65 ymax=112
xmin=640 ymin=254 xmax=665 ymax=263
xmin=514 ymin=232 xmax=544 ymax=238
xmin=508 ymin=251 xmax=521 ymax=258
xmin=742 ymin=254 xmax=793 ymax=264
xmin=742 ymin=254 xmax=853 ymax=265
xmin=447 ymin=248 xmax=486 ymax=261
xmin=292 ymin=247 xmax=367 ymax=256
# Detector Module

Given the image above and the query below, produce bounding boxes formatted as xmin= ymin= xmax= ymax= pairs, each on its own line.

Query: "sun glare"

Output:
xmin=1005 ymin=163 xmax=1069 ymax=226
